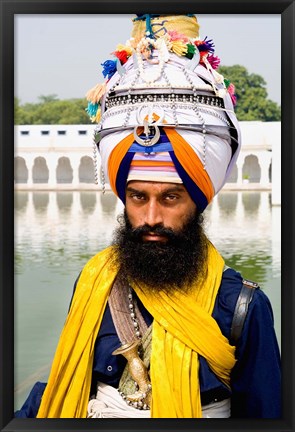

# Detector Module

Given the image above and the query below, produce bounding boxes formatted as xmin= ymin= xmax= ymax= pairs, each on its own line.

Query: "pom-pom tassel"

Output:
xmin=85 ymin=101 xmax=99 ymax=117
xmin=101 ymin=59 xmax=117 ymax=80
xmin=207 ymin=54 xmax=220 ymax=70
xmin=85 ymin=103 xmax=101 ymax=123
xmin=195 ymin=36 xmax=215 ymax=53
xmin=223 ymin=79 xmax=237 ymax=106
xmin=226 ymin=82 xmax=237 ymax=106
xmin=93 ymin=107 xmax=101 ymax=123
xmin=171 ymin=40 xmax=188 ymax=57
xmin=86 ymin=83 xmax=107 ymax=104
xmin=185 ymin=43 xmax=196 ymax=59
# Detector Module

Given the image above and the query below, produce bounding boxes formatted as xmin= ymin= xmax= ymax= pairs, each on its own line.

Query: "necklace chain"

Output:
xmin=128 ymin=286 xmax=142 ymax=340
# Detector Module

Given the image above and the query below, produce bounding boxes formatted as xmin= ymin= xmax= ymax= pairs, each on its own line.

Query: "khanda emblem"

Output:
xmin=133 ymin=107 xmax=163 ymax=152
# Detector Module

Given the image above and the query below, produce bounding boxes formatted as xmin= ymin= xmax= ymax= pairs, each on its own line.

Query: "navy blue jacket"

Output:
xmin=15 ymin=268 xmax=281 ymax=418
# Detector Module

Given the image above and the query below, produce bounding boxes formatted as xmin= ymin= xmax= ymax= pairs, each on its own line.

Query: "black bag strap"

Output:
xmin=230 ymin=279 xmax=259 ymax=344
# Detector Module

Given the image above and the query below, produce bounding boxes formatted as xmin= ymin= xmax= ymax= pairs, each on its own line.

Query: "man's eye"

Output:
xmin=164 ymin=195 xmax=178 ymax=201
xmin=131 ymin=193 xmax=145 ymax=200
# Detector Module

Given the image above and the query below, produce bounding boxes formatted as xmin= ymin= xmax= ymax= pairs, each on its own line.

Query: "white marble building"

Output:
xmin=14 ymin=121 xmax=281 ymax=205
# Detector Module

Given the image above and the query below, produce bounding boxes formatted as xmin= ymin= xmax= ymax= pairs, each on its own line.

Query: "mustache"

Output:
xmin=128 ymin=223 xmax=180 ymax=242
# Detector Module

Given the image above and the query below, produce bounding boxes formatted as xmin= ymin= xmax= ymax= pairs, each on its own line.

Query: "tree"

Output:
xmin=38 ymin=94 xmax=59 ymax=104
xmin=15 ymin=97 xmax=91 ymax=125
xmin=218 ymin=65 xmax=281 ymax=121
xmin=14 ymin=97 xmax=21 ymax=123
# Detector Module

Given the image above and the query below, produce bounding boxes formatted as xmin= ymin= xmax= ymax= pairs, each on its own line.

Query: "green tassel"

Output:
xmin=185 ymin=43 xmax=196 ymax=59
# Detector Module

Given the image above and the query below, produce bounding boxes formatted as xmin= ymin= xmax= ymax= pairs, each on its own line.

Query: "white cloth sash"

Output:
xmin=87 ymin=382 xmax=231 ymax=418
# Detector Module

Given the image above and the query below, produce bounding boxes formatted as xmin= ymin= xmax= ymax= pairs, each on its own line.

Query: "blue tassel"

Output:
xmin=85 ymin=102 xmax=99 ymax=117
xmin=101 ymin=60 xmax=117 ymax=80
xmin=198 ymin=36 xmax=215 ymax=53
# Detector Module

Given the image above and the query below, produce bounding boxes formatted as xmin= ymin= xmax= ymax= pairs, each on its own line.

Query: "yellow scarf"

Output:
xmin=37 ymin=243 xmax=236 ymax=418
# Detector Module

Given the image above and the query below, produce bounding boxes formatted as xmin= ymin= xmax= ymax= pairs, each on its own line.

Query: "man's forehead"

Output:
xmin=126 ymin=181 xmax=188 ymax=193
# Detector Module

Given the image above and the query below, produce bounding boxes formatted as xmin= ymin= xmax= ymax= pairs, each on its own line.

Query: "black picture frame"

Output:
xmin=1 ymin=1 xmax=294 ymax=431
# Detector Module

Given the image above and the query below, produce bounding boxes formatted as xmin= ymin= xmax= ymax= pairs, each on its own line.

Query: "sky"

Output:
xmin=14 ymin=14 xmax=281 ymax=106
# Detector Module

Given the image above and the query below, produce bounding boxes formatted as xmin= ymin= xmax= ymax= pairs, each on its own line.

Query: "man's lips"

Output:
xmin=142 ymin=232 xmax=168 ymax=242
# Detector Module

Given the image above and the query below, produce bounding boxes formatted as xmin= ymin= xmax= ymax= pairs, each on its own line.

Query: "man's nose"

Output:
xmin=144 ymin=200 xmax=164 ymax=227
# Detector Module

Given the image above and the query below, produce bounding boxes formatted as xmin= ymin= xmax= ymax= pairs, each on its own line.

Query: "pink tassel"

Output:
xmin=227 ymin=83 xmax=235 ymax=95
xmin=207 ymin=54 xmax=220 ymax=70
xmin=86 ymin=82 xmax=107 ymax=104
xmin=167 ymin=30 xmax=189 ymax=43
xmin=227 ymin=83 xmax=237 ymax=106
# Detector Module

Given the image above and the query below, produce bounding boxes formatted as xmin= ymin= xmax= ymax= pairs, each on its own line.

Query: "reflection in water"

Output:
xmin=15 ymin=192 xmax=29 ymax=212
xmin=225 ymin=252 xmax=272 ymax=285
xmin=100 ymin=191 xmax=118 ymax=215
xmin=32 ymin=192 xmax=49 ymax=213
xmin=80 ymin=192 xmax=97 ymax=214
xmin=217 ymin=192 xmax=238 ymax=214
xmin=56 ymin=192 xmax=73 ymax=213
xmin=14 ymin=190 xmax=281 ymax=410
xmin=242 ymin=192 xmax=261 ymax=215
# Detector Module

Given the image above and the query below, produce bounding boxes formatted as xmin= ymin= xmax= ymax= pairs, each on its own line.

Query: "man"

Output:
xmin=15 ymin=14 xmax=281 ymax=418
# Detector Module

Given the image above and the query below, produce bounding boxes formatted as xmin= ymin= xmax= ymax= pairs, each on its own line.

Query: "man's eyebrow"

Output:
xmin=163 ymin=185 xmax=186 ymax=194
xmin=126 ymin=186 xmax=145 ymax=194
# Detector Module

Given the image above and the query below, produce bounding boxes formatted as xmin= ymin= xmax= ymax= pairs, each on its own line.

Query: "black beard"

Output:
xmin=112 ymin=209 xmax=208 ymax=293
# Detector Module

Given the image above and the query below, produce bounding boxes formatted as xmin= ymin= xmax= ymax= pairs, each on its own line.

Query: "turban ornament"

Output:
xmin=86 ymin=14 xmax=241 ymax=212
